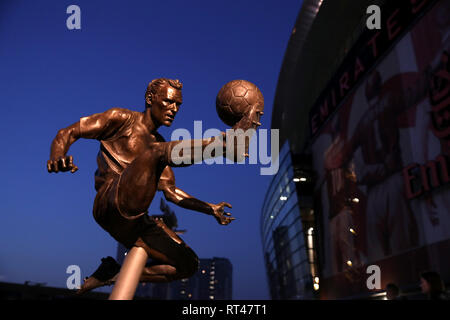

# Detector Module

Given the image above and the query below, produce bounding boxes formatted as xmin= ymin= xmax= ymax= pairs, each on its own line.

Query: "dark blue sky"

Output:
xmin=0 ymin=0 xmax=303 ymax=299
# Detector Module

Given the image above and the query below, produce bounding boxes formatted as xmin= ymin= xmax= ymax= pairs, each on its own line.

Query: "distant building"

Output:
xmin=172 ymin=257 xmax=233 ymax=300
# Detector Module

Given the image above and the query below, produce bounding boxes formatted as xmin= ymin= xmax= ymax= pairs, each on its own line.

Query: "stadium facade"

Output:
xmin=262 ymin=0 xmax=450 ymax=299
xmin=261 ymin=144 xmax=318 ymax=299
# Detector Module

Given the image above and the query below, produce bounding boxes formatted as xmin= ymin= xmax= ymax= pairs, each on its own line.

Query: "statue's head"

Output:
xmin=145 ymin=78 xmax=183 ymax=127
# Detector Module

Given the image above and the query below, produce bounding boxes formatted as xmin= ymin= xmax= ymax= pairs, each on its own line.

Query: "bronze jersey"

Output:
xmin=79 ymin=108 xmax=162 ymax=190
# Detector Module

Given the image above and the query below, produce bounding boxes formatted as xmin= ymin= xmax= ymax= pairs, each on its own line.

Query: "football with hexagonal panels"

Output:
xmin=216 ymin=80 xmax=264 ymax=127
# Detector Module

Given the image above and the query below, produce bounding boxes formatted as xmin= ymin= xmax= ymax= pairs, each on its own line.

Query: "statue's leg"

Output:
xmin=108 ymin=224 xmax=198 ymax=298
xmin=135 ymin=218 xmax=199 ymax=282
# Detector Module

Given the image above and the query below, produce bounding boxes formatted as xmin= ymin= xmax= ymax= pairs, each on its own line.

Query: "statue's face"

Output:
xmin=150 ymin=85 xmax=182 ymax=127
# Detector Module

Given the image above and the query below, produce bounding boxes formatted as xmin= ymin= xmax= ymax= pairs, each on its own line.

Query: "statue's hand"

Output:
xmin=227 ymin=104 xmax=263 ymax=160
xmin=47 ymin=155 xmax=79 ymax=173
xmin=210 ymin=202 xmax=235 ymax=225
xmin=232 ymin=104 xmax=263 ymax=132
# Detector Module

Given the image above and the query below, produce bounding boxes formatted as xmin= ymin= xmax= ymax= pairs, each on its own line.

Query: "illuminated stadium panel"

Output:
xmin=261 ymin=143 xmax=313 ymax=299
xmin=265 ymin=0 xmax=450 ymax=299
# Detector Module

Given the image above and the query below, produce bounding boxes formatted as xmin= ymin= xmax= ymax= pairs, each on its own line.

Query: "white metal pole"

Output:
xmin=108 ymin=246 xmax=148 ymax=300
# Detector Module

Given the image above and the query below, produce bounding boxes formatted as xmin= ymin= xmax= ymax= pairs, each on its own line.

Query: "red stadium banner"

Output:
xmin=310 ymin=0 xmax=450 ymax=299
xmin=309 ymin=0 xmax=439 ymax=138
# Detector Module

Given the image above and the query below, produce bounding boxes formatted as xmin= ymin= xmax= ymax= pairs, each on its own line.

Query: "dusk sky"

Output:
xmin=0 ymin=0 xmax=303 ymax=299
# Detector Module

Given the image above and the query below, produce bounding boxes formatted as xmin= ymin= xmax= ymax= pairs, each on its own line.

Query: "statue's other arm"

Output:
xmin=157 ymin=166 xmax=235 ymax=225
xmin=47 ymin=108 xmax=130 ymax=173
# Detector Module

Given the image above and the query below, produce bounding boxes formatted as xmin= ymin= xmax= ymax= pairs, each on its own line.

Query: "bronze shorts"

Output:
xmin=93 ymin=176 xmax=199 ymax=277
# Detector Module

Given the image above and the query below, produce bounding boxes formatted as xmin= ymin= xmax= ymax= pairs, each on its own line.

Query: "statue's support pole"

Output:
xmin=108 ymin=246 xmax=148 ymax=300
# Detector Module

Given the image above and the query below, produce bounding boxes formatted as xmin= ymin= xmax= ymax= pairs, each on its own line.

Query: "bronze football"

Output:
xmin=216 ymin=80 xmax=264 ymax=127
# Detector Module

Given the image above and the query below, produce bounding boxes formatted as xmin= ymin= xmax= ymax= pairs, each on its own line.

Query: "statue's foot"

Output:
xmin=76 ymin=256 xmax=121 ymax=295
xmin=77 ymin=276 xmax=115 ymax=295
